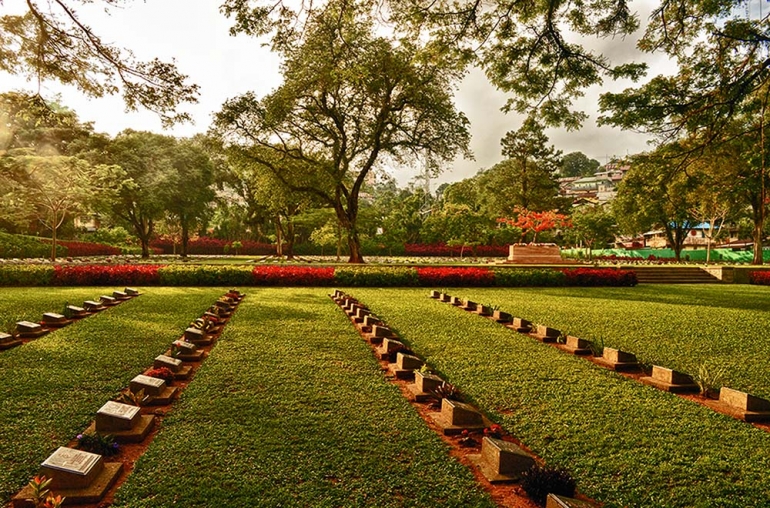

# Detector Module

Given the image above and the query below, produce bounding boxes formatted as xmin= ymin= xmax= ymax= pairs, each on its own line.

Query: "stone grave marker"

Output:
xmin=42 ymin=312 xmax=69 ymax=327
xmin=367 ymin=324 xmax=394 ymax=345
xmin=154 ymin=354 xmax=191 ymax=379
xmin=112 ymin=290 xmax=130 ymax=301
xmin=595 ymin=347 xmax=639 ymax=371
xmin=470 ymin=437 xmax=535 ymax=483
xmin=92 ymin=401 xmax=154 ymax=443
xmin=99 ymin=295 xmax=118 ymax=306
xmin=462 ymin=300 xmax=477 ymax=311
xmin=66 ymin=305 xmax=89 ymax=318
xmin=377 ymin=338 xmax=405 ymax=361
xmin=450 ymin=296 xmax=463 ymax=306
xmin=83 ymin=300 xmax=105 ymax=312
xmin=556 ymin=335 xmax=591 ymax=356
xmin=492 ymin=310 xmax=512 ymax=324
xmin=534 ymin=324 xmax=560 ymax=343
xmin=353 ymin=307 xmax=371 ymax=324
xmin=439 ymin=293 xmax=452 ymax=303
xmin=509 ymin=318 xmax=532 ymax=333
xmin=719 ymin=387 xmax=770 ymax=422
xmin=546 ymin=494 xmax=598 ymax=508
xmin=129 ymin=374 xmax=177 ymax=406
xmin=640 ymin=366 xmax=698 ymax=393
xmin=389 ymin=353 xmax=423 ymax=380
xmin=475 ymin=305 xmax=492 ymax=317
xmin=124 ymin=287 xmax=140 ymax=296
xmin=16 ymin=321 xmax=48 ymax=339
xmin=183 ymin=327 xmax=211 ymax=346
xmin=408 ymin=371 xmax=445 ymax=402
xmin=433 ymin=398 xmax=489 ymax=434
xmin=430 ymin=290 xmax=440 ymax=299
xmin=169 ymin=340 xmax=203 ymax=362
xmin=0 ymin=331 xmax=22 ymax=350
xmin=360 ymin=315 xmax=381 ymax=333
xmin=12 ymin=446 xmax=124 ymax=506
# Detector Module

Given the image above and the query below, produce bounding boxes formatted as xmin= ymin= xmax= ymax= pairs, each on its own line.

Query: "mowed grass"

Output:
xmin=0 ymin=287 xmax=225 ymax=503
xmin=354 ymin=288 xmax=770 ymax=508
xmin=0 ymin=287 xmax=115 ymax=328
xmin=453 ymin=285 xmax=770 ymax=399
xmin=113 ymin=289 xmax=494 ymax=508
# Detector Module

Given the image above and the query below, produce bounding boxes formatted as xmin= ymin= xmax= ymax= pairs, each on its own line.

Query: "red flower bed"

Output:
xmin=749 ymin=271 xmax=770 ymax=285
xmin=53 ymin=264 xmax=162 ymax=285
xmin=404 ymin=243 xmax=508 ymax=257
xmin=151 ymin=237 xmax=276 ymax=255
xmin=562 ymin=268 xmax=637 ymax=287
xmin=416 ymin=267 xmax=495 ymax=286
xmin=252 ymin=266 xmax=336 ymax=286
xmin=43 ymin=240 xmax=121 ymax=257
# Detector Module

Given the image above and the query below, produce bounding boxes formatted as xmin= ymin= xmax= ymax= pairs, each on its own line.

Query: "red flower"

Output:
xmin=252 ymin=266 xmax=335 ymax=286
xmin=416 ymin=267 xmax=495 ymax=286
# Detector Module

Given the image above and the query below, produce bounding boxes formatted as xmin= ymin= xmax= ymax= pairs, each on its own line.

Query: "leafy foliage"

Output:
xmin=521 ymin=465 xmax=576 ymax=507
xmin=75 ymin=432 xmax=119 ymax=457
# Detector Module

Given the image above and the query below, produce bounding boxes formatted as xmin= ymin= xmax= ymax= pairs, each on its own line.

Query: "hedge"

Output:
xmin=0 ymin=264 xmax=638 ymax=287
xmin=0 ymin=232 xmax=65 ymax=259
xmin=749 ymin=271 xmax=770 ymax=285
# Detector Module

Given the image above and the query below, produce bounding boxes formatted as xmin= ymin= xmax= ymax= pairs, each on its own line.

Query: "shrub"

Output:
xmin=151 ymin=237 xmax=275 ymax=255
xmin=252 ymin=266 xmax=336 ymax=286
xmin=76 ymin=431 xmax=120 ymax=457
xmin=0 ymin=265 xmax=55 ymax=286
xmin=157 ymin=265 xmax=254 ymax=286
xmin=405 ymin=243 xmax=508 ymax=257
xmin=562 ymin=268 xmax=637 ymax=287
xmin=520 ymin=465 xmax=576 ymax=507
xmin=52 ymin=240 xmax=121 ymax=257
xmin=493 ymin=268 xmax=567 ymax=287
xmin=53 ymin=265 xmax=162 ymax=286
xmin=416 ymin=267 xmax=495 ymax=286
xmin=334 ymin=266 xmax=418 ymax=286
xmin=749 ymin=271 xmax=770 ymax=285
xmin=0 ymin=232 xmax=65 ymax=259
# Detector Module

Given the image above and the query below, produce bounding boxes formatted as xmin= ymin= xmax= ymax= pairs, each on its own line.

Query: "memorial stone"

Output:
xmin=130 ymin=374 xmax=166 ymax=396
xmin=95 ymin=401 xmax=140 ymax=431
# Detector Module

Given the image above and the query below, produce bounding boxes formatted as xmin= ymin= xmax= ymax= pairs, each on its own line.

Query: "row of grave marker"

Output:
xmin=0 ymin=288 xmax=141 ymax=351
xmin=330 ymin=289 xmax=594 ymax=508
xmin=11 ymin=290 xmax=245 ymax=508
xmin=432 ymin=291 xmax=770 ymax=424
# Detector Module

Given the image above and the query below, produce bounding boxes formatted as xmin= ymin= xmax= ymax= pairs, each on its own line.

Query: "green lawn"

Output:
xmin=353 ymin=287 xmax=770 ymax=508
xmin=0 ymin=287 xmax=115 ymax=331
xmin=0 ymin=287 xmax=224 ymax=503
xmin=113 ymin=289 xmax=494 ymax=508
xmin=450 ymin=285 xmax=770 ymax=399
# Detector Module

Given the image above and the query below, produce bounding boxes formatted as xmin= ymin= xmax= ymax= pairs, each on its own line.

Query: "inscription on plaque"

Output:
xmin=98 ymin=401 xmax=140 ymax=421
xmin=154 ymin=354 xmax=182 ymax=372
xmin=130 ymin=374 xmax=166 ymax=396
xmin=17 ymin=321 xmax=41 ymax=331
xmin=42 ymin=447 xmax=100 ymax=476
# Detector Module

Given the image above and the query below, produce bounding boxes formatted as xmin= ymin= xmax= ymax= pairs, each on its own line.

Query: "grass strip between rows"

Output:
xmin=0 ymin=287 xmax=118 ymax=329
xmin=0 ymin=287 xmax=226 ymax=503
xmin=113 ymin=288 xmax=495 ymax=507
xmin=454 ymin=285 xmax=770 ymax=399
xmin=353 ymin=288 xmax=770 ymax=508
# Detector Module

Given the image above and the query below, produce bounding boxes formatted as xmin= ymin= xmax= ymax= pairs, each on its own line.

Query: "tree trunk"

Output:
xmin=753 ymin=219 xmax=765 ymax=265
xmin=347 ymin=227 xmax=364 ymax=263
xmin=275 ymin=215 xmax=283 ymax=257
xmin=50 ymin=210 xmax=58 ymax=261
xmin=181 ymin=220 xmax=189 ymax=258
xmin=336 ymin=222 xmax=342 ymax=262
xmin=285 ymin=219 xmax=295 ymax=260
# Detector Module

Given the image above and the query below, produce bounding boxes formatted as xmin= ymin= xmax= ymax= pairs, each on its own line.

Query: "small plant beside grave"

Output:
xmin=694 ymin=362 xmax=727 ymax=399
xmin=457 ymin=429 xmax=478 ymax=448
xmin=116 ymin=388 xmax=148 ymax=407
xmin=483 ymin=424 xmax=504 ymax=439
xmin=76 ymin=431 xmax=120 ymax=457
xmin=145 ymin=367 xmax=175 ymax=386
xmin=520 ymin=464 xmax=576 ymax=507
xmin=429 ymin=382 xmax=462 ymax=407
xmin=27 ymin=476 xmax=65 ymax=508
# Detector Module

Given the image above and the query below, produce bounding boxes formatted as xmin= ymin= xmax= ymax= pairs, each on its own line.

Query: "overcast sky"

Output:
xmin=0 ymin=0 xmax=699 ymax=187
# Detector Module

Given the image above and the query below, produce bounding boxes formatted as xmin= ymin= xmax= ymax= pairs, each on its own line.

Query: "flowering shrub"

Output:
xmin=416 ymin=267 xmax=495 ymax=286
xmin=253 ymin=266 xmax=336 ymax=286
xmin=749 ymin=271 xmax=770 ymax=285
xmin=404 ymin=243 xmax=508 ymax=257
xmin=53 ymin=265 xmax=162 ymax=285
xmin=562 ymin=268 xmax=637 ymax=287
xmin=53 ymin=240 xmax=121 ymax=257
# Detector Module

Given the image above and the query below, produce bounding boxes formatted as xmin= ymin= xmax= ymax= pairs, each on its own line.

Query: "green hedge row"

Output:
xmin=0 ymin=232 xmax=65 ymax=259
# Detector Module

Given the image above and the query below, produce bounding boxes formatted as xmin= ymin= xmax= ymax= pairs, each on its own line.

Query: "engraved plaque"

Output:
xmin=96 ymin=401 xmax=140 ymax=431
xmin=16 ymin=321 xmax=41 ymax=331
xmin=130 ymin=374 xmax=166 ymax=396
xmin=40 ymin=447 xmax=104 ymax=488
xmin=154 ymin=355 xmax=182 ymax=372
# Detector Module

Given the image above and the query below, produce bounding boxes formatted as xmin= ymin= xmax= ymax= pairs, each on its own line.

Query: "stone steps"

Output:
xmin=632 ymin=267 xmax=721 ymax=284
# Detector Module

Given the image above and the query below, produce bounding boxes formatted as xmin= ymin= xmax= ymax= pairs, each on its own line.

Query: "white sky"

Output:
xmin=0 ymin=0 xmax=691 ymax=187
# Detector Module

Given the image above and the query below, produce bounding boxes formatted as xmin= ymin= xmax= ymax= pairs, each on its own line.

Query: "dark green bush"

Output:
xmin=0 ymin=232 xmax=66 ymax=259
xmin=520 ymin=465 xmax=576 ymax=506
xmin=492 ymin=268 xmax=567 ymax=287
xmin=157 ymin=265 xmax=254 ymax=286
xmin=334 ymin=266 xmax=418 ymax=286
xmin=0 ymin=265 xmax=55 ymax=285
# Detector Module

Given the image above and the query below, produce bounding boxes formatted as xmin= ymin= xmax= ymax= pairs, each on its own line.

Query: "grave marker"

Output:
xmin=112 ymin=290 xmax=130 ymax=300
xmin=534 ymin=324 xmax=560 ymax=343
xmin=475 ymin=305 xmax=492 ymax=317
xmin=433 ymin=398 xmax=489 ymax=434
xmin=124 ymin=287 xmax=140 ymax=296
xmin=555 ymin=335 xmax=592 ymax=356
xmin=429 ymin=290 xmax=440 ymax=299
xmin=719 ymin=387 xmax=770 ymax=422
xmin=377 ymin=338 xmax=405 ymax=361
xmin=546 ymin=494 xmax=598 ymax=508
xmin=0 ymin=331 xmax=22 ymax=350
xmin=493 ymin=310 xmax=512 ymax=324
xmin=99 ymin=295 xmax=118 ymax=306
xmin=66 ymin=305 xmax=88 ymax=318
xmin=439 ymin=293 xmax=451 ymax=303
xmin=91 ymin=401 xmax=154 ymax=443
xmin=16 ymin=321 xmax=48 ymax=339
xmin=83 ymin=300 xmax=105 ymax=312
xmin=509 ymin=317 xmax=532 ymax=333
xmin=389 ymin=353 xmax=423 ymax=380
xmin=595 ymin=347 xmax=639 ymax=371
xmin=129 ymin=374 xmax=177 ymax=406
xmin=471 ymin=437 xmax=536 ymax=483
xmin=408 ymin=371 xmax=445 ymax=402
xmin=640 ymin=366 xmax=698 ymax=393
xmin=462 ymin=300 xmax=478 ymax=311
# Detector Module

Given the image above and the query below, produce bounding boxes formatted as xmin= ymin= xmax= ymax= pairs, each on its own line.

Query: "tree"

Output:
xmin=612 ymin=146 xmax=700 ymax=261
xmin=569 ymin=205 xmax=616 ymax=260
xmin=482 ymin=118 xmax=564 ymax=214
xmin=599 ymin=5 xmax=770 ymax=264
xmin=215 ymin=1 xmax=470 ymax=263
xmin=498 ymin=207 xmax=571 ymax=244
xmin=98 ymin=130 xmax=177 ymax=258
xmin=560 ymin=152 xmax=600 ymax=177
xmin=1 ymin=1 xmax=198 ymax=124
xmin=162 ymin=138 xmax=216 ymax=257
xmin=422 ymin=203 xmax=490 ymax=258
